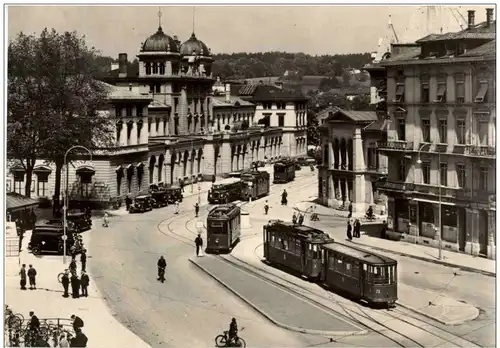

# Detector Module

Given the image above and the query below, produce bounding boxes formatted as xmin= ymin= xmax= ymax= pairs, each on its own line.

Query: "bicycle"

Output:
xmin=4 ymin=305 xmax=24 ymax=330
xmin=215 ymin=327 xmax=246 ymax=348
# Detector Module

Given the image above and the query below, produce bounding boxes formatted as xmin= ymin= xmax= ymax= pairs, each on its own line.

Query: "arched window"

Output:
xmin=152 ymin=63 xmax=158 ymax=74
xmin=159 ymin=62 xmax=165 ymax=75
xmin=145 ymin=62 xmax=151 ymax=75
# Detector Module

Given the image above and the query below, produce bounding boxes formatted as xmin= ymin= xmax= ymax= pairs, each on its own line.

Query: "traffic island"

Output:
xmin=189 ymin=255 xmax=367 ymax=337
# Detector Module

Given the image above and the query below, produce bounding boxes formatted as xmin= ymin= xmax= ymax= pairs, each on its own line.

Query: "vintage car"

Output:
xmin=43 ymin=210 xmax=91 ymax=233
xmin=129 ymin=195 xmax=153 ymax=213
xmin=151 ymin=191 xmax=169 ymax=208
xmin=29 ymin=223 xmax=75 ymax=255
xmin=165 ymin=187 xmax=183 ymax=204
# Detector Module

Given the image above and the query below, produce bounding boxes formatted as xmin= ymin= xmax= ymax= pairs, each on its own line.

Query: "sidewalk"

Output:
xmin=5 ymin=228 xmax=150 ymax=348
xmin=230 ymin=234 xmax=479 ymax=326
xmin=294 ymin=201 xmax=385 ymax=221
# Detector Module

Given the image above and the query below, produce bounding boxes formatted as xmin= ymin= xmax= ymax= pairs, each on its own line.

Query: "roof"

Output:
xmin=208 ymin=203 xmax=240 ymax=218
xmin=416 ymin=20 xmax=496 ymax=43
xmin=103 ymin=83 xmax=153 ymax=101
xmin=180 ymin=32 xmax=210 ymax=56
xmin=212 ymin=177 xmax=242 ymax=187
xmin=238 ymin=84 xmax=307 ymax=102
xmin=363 ymin=119 xmax=390 ymax=132
xmin=317 ymin=106 xmax=340 ymax=120
xmin=102 ymin=62 xmax=140 ymax=80
xmin=141 ymin=26 xmax=179 ymax=53
xmin=322 ymin=242 xmax=397 ymax=265
xmin=323 ymin=109 xmax=378 ymax=124
xmin=212 ymin=96 xmax=255 ymax=108
xmin=6 ymin=192 xmax=39 ymax=212
xmin=461 ymin=40 xmax=496 ymax=57
xmin=149 ymin=99 xmax=171 ymax=108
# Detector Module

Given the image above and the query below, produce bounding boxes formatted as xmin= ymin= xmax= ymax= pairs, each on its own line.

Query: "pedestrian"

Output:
xmin=175 ymin=201 xmax=180 ymax=214
xmin=70 ymin=328 xmax=88 ymax=347
xmin=292 ymin=212 xmax=297 ymax=225
xmin=355 ymin=219 xmax=362 ymax=238
xmin=80 ymin=271 xmax=89 ymax=297
xmin=69 ymin=258 xmax=77 ymax=276
xmin=281 ymin=189 xmax=288 ymax=206
xmin=298 ymin=213 xmax=304 ymax=226
xmin=194 ymin=203 xmax=200 ymax=217
xmin=179 ymin=178 xmax=185 ymax=193
xmin=71 ymin=315 xmax=84 ymax=332
xmin=264 ymin=201 xmax=269 ymax=215
xmin=125 ymin=196 xmax=132 ymax=211
xmin=27 ymin=264 xmax=37 ymax=290
xmin=195 ymin=233 xmax=203 ymax=256
xmin=348 ymin=202 xmax=353 ymax=219
xmin=19 ymin=264 xmax=27 ymax=290
xmin=70 ymin=274 xmax=80 ymax=299
xmin=28 ymin=311 xmax=40 ymax=346
xmin=212 ymin=175 xmax=216 ymax=184
xmin=381 ymin=220 xmax=388 ymax=240
xmin=346 ymin=220 xmax=353 ymax=241
xmin=80 ymin=250 xmax=87 ymax=273
xmin=62 ymin=270 xmax=70 ymax=298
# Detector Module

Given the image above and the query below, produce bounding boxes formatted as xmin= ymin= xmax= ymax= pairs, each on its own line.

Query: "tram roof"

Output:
xmin=208 ymin=203 xmax=240 ymax=217
xmin=212 ymin=177 xmax=242 ymax=187
xmin=241 ymin=170 xmax=269 ymax=178
xmin=322 ymin=242 xmax=397 ymax=265
xmin=274 ymin=159 xmax=295 ymax=166
xmin=266 ymin=220 xmax=332 ymax=242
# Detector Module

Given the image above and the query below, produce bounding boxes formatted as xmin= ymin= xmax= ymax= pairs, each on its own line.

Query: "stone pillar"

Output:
xmin=338 ymin=145 xmax=343 ymax=169
xmin=130 ymin=120 xmax=138 ymax=145
xmin=465 ymin=208 xmax=480 ymax=255
xmin=119 ymin=122 xmax=127 ymax=147
xmin=158 ymin=118 xmax=165 ymax=136
xmin=150 ymin=118 xmax=157 ymax=137
xmin=353 ymin=128 xmax=365 ymax=172
xmin=487 ymin=210 xmax=496 ymax=260
xmin=328 ymin=174 xmax=334 ymax=206
xmin=328 ymin=142 xmax=334 ymax=169
xmin=345 ymin=141 xmax=350 ymax=170
xmin=164 ymin=117 xmax=170 ymax=136
xmin=166 ymin=61 xmax=172 ymax=76
xmin=353 ymin=174 xmax=366 ymax=212
xmin=345 ymin=180 xmax=350 ymax=202
xmin=140 ymin=117 xmax=148 ymax=143
xmin=221 ymin=142 xmax=232 ymax=174
xmin=179 ymin=86 xmax=188 ymax=135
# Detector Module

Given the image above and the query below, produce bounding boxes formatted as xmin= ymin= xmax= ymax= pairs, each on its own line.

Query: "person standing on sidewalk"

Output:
xmin=292 ymin=212 xmax=297 ymax=225
xmin=19 ymin=264 xmax=27 ymax=290
xmin=71 ymin=315 xmax=84 ymax=332
xmin=62 ymin=270 xmax=70 ymax=298
xmin=69 ymin=258 xmax=77 ymax=276
xmin=175 ymin=201 xmax=180 ymax=214
xmin=348 ymin=202 xmax=353 ymax=219
xmin=80 ymin=271 xmax=89 ymax=297
xmin=264 ymin=201 xmax=269 ymax=215
xmin=70 ymin=274 xmax=80 ymax=298
xmin=195 ymin=233 xmax=203 ymax=256
xmin=27 ymin=265 xmax=37 ymax=290
xmin=80 ymin=250 xmax=87 ymax=273
xmin=346 ymin=220 xmax=353 ymax=241
xmin=354 ymin=219 xmax=362 ymax=238
xmin=194 ymin=203 xmax=200 ymax=218
xmin=28 ymin=311 xmax=40 ymax=346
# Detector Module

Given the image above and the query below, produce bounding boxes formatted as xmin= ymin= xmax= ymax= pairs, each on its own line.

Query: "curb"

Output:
xmin=396 ymin=301 xmax=479 ymax=326
xmin=189 ymin=258 xmax=366 ymax=337
xmin=353 ymin=241 xmax=496 ymax=278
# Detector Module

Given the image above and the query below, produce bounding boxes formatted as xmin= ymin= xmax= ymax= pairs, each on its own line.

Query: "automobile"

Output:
xmin=165 ymin=187 xmax=183 ymax=204
xmin=43 ymin=210 xmax=92 ymax=233
xmin=29 ymin=223 xmax=75 ymax=255
xmin=129 ymin=195 xmax=153 ymax=213
xmin=151 ymin=191 xmax=168 ymax=208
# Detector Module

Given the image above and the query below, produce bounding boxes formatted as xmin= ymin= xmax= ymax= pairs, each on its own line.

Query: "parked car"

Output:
xmin=44 ymin=211 xmax=92 ymax=233
xmin=29 ymin=223 xmax=75 ymax=255
xmin=129 ymin=195 xmax=153 ymax=213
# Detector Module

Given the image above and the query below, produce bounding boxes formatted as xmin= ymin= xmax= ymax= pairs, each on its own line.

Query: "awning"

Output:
xmin=75 ymin=165 xmax=96 ymax=174
xmin=125 ymin=164 xmax=133 ymax=170
xmin=115 ymin=165 xmax=124 ymax=173
xmin=6 ymin=192 xmax=39 ymax=213
xmin=136 ymin=162 xmax=145 ymax=168
xmin=33 ymin=165 xmax=52 ymax=173
xmin=475 ymin=83 xmax=488 ymax=102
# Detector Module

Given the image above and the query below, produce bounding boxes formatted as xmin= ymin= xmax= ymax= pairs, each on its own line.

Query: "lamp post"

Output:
xmin=416 ymin=143 xmax=442 ymax=260
xmin=64 ymin=145 xmax=93 ymax=264
xmin=191 ymin=138 xmax=194 ymax=194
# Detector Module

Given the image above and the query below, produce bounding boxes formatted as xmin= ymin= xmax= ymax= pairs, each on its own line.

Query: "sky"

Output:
xmin=7 ymin=4 xmax=491 ymax=59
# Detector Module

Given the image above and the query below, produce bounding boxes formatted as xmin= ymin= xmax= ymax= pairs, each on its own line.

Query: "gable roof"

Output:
xmin=238 ymin=84 xmax=307 ymax=102
xmin=212 ymin=96 xmax=254 ymax=108
xmin=6 ymin=192 xmax=39 ymax=212
xmin=324 ymin=109 xmax=378 ymax=123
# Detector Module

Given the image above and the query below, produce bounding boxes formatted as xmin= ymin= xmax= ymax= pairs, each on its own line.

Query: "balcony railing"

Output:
xmin=377 ymin=141 xmax=414 ymax=151
xmin=378 ymin=181 xmax=414 ymax=192
xmin=367 ymin=165 xmax=388 ymax=174
xmin=464 ymin=145 xmax=496 ymax=157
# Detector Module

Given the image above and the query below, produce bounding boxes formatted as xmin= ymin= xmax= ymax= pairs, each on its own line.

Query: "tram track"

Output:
xmin=222 ymin=253 xmax=481 ymax=348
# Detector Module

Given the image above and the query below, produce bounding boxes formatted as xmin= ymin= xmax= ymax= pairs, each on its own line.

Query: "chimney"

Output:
xmin=118 ymin=53 xmax=128 ymax=78
xmin=467 ymin=10 xmax=475 ymax=29
xmin=225 ymin=84 xmax=231 ymax=103
xmin=486 ymin=8 xmax=494 ymax=27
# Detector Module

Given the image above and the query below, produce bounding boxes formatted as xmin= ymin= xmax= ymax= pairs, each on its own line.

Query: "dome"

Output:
xmin=180 ymin=32 xmax=211 ymax=57
xmin=142 ymin=26 xmax=179 ymax=53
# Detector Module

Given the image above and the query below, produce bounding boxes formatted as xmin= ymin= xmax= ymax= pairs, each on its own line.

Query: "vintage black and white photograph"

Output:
xmin=4 ymin=3 xmax=496 ymax=348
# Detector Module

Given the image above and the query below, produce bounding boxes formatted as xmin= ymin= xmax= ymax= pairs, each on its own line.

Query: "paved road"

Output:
xmin=191 ymin=255 xmax=361 ymax=333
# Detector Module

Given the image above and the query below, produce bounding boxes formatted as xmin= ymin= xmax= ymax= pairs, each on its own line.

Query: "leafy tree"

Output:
xmin=306 ymin=110 xmax=320 ymax=146
xmin=8 ymin=28 xmax=114 ymax=202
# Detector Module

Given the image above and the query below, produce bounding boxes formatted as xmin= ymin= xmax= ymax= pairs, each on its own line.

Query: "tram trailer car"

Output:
xmin=206 ymin=203 xmax=241 ymax=253
xmin=241 ymin=171 xmax=270 ymax=200
xmin=208 ymin=178 xmax=244 ymax=204
xmin=273 ymin=160 xmax=296 ymax=184
xmin=263 ymin=220 xmax=334 ymax=279
xmin=262 ymin=220 xmax=398 ymax=307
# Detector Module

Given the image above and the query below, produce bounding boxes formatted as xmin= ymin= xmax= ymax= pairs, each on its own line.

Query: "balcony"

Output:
xmin=377 ymin=141 xmax=414 ymax=151
xmin=464 ymin=145 xmax=496 ymax=158
xmin=378 ymin=181 xmax=414 ymax=192
xmin=367 ymin=165 xmax=388 ymax=174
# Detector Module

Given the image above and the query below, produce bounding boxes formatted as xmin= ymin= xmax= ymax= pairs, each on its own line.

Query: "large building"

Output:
xmin=317 ymin=108 xmax=388 ymax=213
xmin=7 ymin=22 xmax=308 ymax=205
xmin=377 ymin=9 xmax=496 ymax=259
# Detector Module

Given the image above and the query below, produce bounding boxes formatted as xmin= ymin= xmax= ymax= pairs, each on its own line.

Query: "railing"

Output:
xmin=367 ymin=165 xmax=388 ymax=174
xmin=377 ymin=141 xmax=414 ymax=151
xmin=378 ymin=181 xmax=414 ymax=191
xmin=464 ymin=145 xmax=496 ymax=157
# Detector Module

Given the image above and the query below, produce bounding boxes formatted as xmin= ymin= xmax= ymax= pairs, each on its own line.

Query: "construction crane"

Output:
xmin=388 ymin=15 xmax=400 ymax=44
xmin=449 ymin=7 xmax=468 ymax=30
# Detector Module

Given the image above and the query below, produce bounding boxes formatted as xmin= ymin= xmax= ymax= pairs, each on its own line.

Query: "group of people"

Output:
xmin=61 ymin=251 xmax=90 ymax=298
xmin=19 ymin=264 xmax=37 ymax=290
xmin=292 ymin=212 xmax=305 ymax=226
xmin=346 ymin=219 xmax=362 ymax=241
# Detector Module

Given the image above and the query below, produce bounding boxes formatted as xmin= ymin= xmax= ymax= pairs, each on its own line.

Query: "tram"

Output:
xmin=241 ymin=170 xmax=270 ymax=200
xmin=262 ymin=220 xmax=398 ymax=306
xmin=208 ymin=178 xmax=244 ymax=204
xmin=273 ymin=159 xmax=296 ymax=184
xmin=206 ymin=203 xmax=241 ymax=253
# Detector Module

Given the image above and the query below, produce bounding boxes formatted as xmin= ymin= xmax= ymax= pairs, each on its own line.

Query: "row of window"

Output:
xmin=398 ymin=160 xmax=490 ymax=190
xmin=396 ymin=117 xmax=488 ymax=146
xmin=116 ymin=105 xmax=144 ymax=117
xmin=144 ymin=62 xmax=180 ymax=76
xmin=326 ymin=255 xmax=397 ymax=284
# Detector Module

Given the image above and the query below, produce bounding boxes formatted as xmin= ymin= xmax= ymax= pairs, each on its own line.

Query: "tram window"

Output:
xmin=328 ymin=256 xmax=334 ymax=270
xmin=295 ymin=240 xmax=301 ymax=253
xmin=271 ymin=234 xmax=275 ymax=245
xmin=373 ymin=267 xmax=379 ymax=275
xmin=283 ymin=239 xmax=289 ymax=250
xmin=363 ymin=264 xmax=367 ymax=271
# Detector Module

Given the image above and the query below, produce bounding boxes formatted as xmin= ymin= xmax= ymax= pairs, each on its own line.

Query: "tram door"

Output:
xmin=360 ymin=262 xmax=367 ymax=296
xmin=263 ymin=227 xmax=269 ymax=258
xmin=300 ymin=241 xmax=307 ymax=272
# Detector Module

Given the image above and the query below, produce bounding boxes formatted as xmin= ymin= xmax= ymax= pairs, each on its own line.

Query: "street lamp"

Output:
xmin=64 ymin=145 xmax=93 ymax=264
xmin=416 ymin=143 xmax=442 ymax=260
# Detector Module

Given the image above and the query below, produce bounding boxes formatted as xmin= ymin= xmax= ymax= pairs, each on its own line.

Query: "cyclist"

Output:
xmin=157 ymin=256 xmax=167 ymax=282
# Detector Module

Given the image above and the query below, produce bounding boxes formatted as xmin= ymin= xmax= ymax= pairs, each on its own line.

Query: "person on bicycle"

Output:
xmin=157 ymin=256 xmax=167 ymax=282
xmin=228 ymin=317 xmax=238 ymax=344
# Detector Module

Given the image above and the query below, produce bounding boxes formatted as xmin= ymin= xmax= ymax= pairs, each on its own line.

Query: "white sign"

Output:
xmin=61 ymin=235 xmax=68 ymax=241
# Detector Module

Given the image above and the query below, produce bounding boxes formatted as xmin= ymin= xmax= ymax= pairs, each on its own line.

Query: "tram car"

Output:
xmin=273 ymin=159 xmax=296 ymax=184
xmin=262 ymin=220 xmax=398 ymax=307
xmin=241 ymin=170 xmax=270 ymax=200
xmin=206 ymin=203 xmax=241 ymax=253
xmin=208 ymin=178 xmax=244 ymax=204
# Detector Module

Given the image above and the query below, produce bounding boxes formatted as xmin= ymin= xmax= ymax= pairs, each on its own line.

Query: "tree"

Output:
xmin=8 ymin=28 xmax=114 ymax=201
xmin=306 ymin=110 xmax=320 ymax=146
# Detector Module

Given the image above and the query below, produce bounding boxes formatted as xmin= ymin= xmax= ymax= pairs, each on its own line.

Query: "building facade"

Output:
xmin=377 ymin=9 xmax=496 ymax=259
xmin=318 ymin=109 xmax=388 ymax=213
